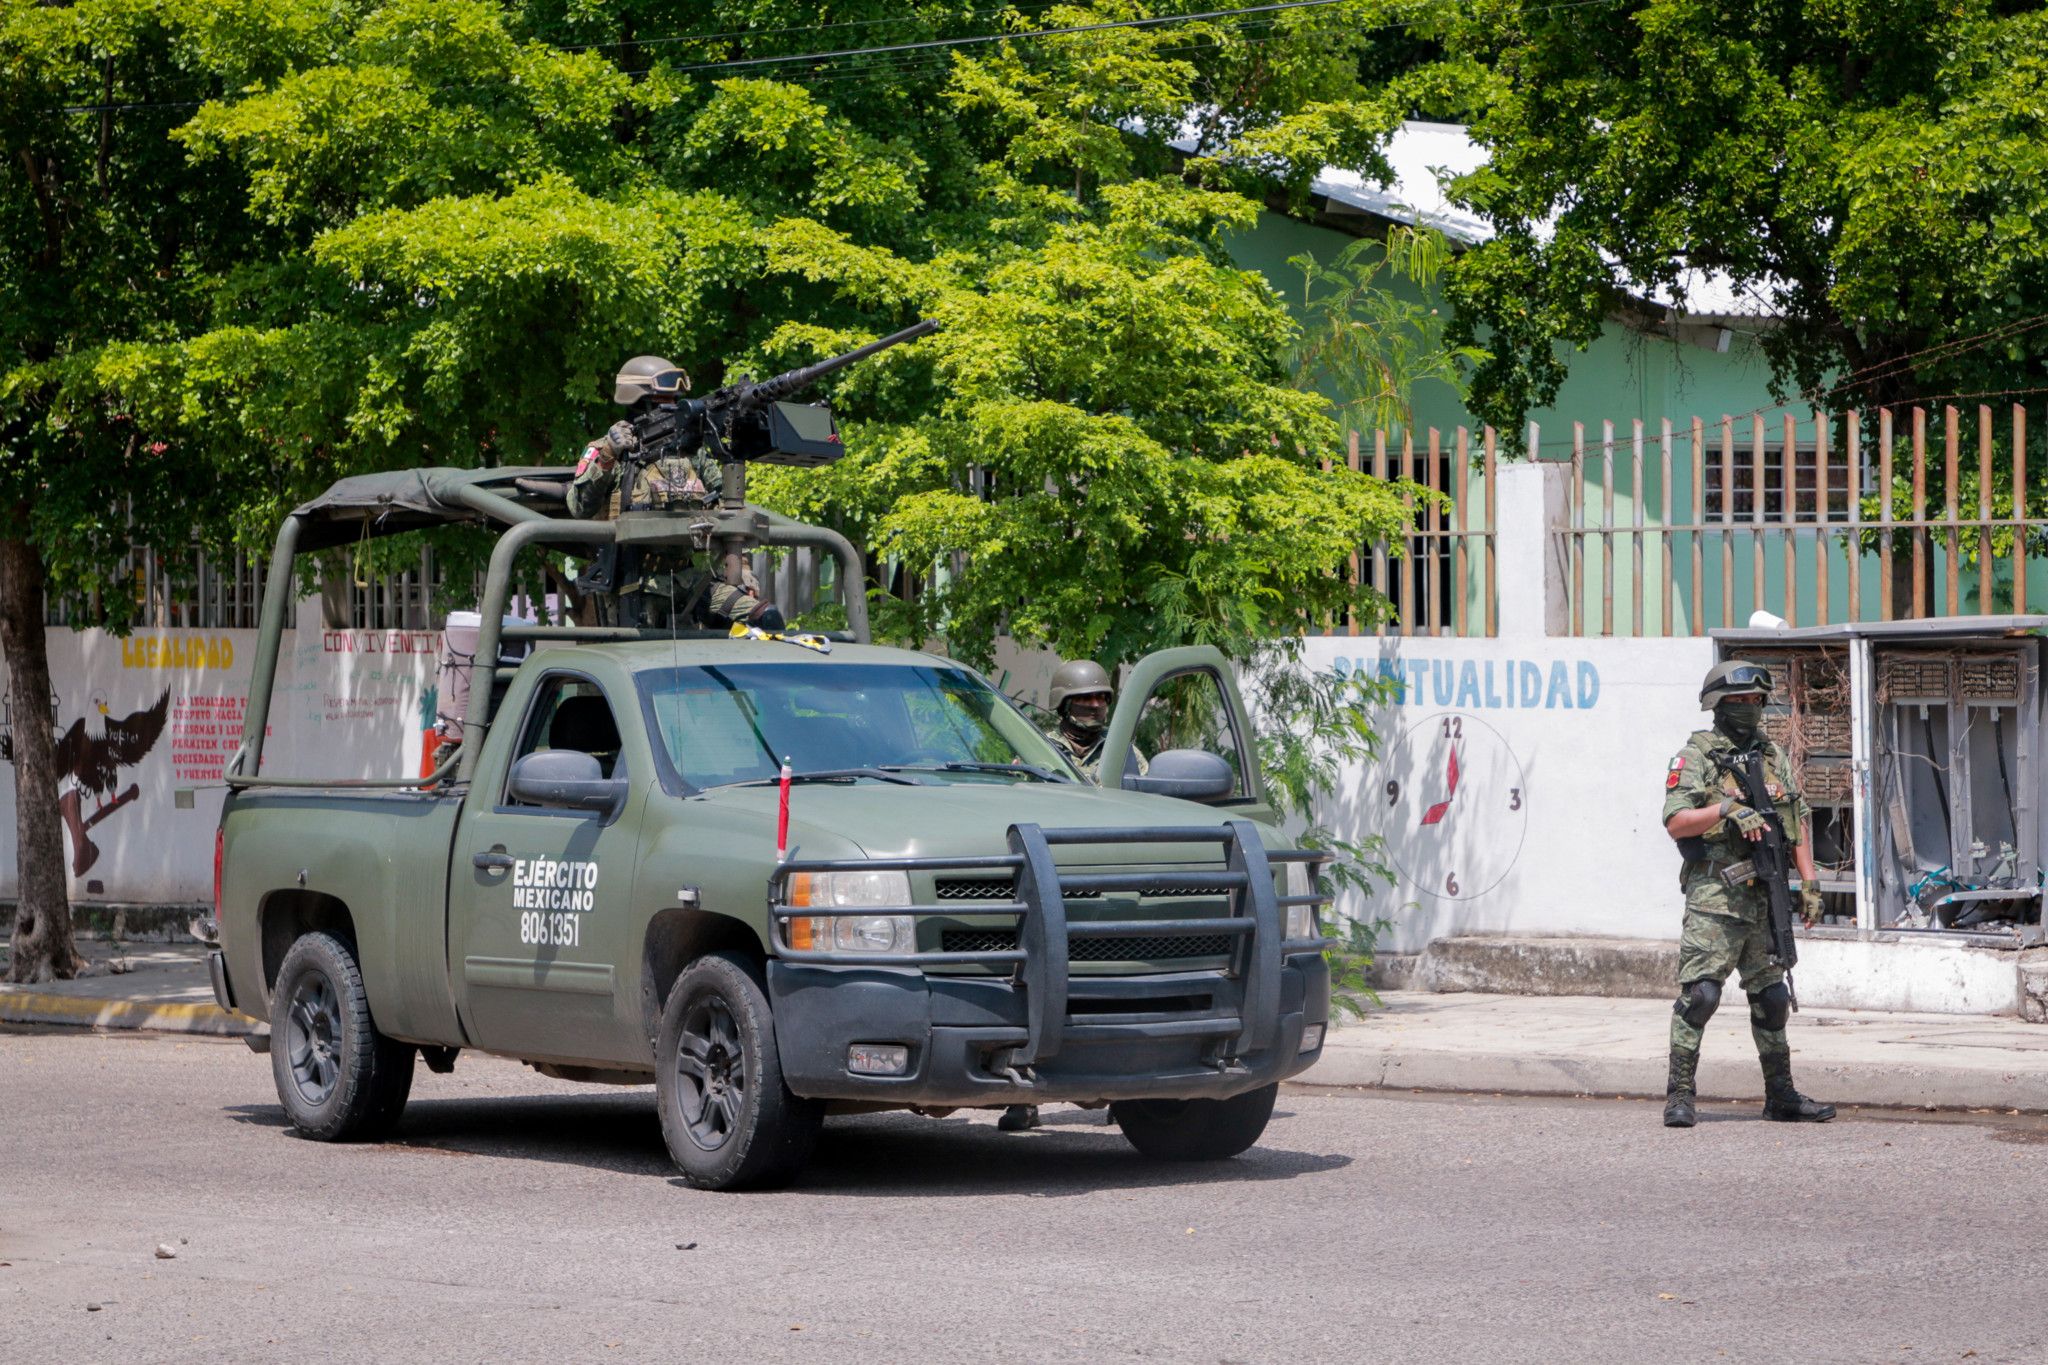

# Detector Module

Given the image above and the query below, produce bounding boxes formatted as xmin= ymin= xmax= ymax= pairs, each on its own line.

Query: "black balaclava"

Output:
xmin=1715 ymin=701 xmax=1765 ymax=746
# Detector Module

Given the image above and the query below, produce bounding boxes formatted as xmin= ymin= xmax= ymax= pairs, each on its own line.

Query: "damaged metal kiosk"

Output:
xmin=1711 ymin=616 xmax=2048 ymax=1014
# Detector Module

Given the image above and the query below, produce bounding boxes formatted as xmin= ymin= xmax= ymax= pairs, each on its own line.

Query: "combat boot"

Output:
xmin=1663 ymin=1046 xmax=1698 ymax=1128
xmin=1762 ymin=1085 xmax=1835 ymax=1122
xmin=1759 ymin=1051 xmax=1835 ymax=1122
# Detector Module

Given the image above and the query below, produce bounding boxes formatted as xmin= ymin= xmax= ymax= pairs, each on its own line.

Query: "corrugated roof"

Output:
xmin=1176 ymin=118 xmax=1779 ymax=323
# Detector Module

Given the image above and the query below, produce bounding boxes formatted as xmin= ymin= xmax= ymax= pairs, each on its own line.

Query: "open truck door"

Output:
xmin=1096 ymin=645 xmax=1278 ymax=826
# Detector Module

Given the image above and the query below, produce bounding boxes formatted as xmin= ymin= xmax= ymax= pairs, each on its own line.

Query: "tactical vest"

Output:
xmin=1676 ymin=739 xmax=1793 ymax=875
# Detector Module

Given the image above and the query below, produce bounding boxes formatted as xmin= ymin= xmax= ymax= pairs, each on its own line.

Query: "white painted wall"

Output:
xmin=1306 ymin=632 xmax=1711 ymax=952
xmin=1300 ymin=462 xmax=1713 ymax=951
xmin=0 ymin=597 xmax=438 ymax=905
xmin=1795 ymin=936 xmax=2021 ymax=1015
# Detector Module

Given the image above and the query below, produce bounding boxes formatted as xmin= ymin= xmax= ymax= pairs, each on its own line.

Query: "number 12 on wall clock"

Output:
xmin=1374 ymin=711 xmax=1530 ymax=901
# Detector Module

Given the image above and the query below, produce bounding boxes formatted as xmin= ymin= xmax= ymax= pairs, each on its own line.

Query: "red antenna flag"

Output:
xmin=776 ymin=756 xmax=793 ymax=861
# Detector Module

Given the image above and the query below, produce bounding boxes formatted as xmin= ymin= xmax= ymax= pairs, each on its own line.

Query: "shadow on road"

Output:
xmin=226 ymin=1094 xmax=676 ymax=1177
xmin=779 ymin=1110 xmax=1353 ymax=1198
xmin=225 ymin=1096 xmax=1351 ymax=1194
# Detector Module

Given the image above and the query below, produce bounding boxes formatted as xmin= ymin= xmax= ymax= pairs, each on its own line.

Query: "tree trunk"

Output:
xmin=0 ymin=529 xmax=81 ymax=982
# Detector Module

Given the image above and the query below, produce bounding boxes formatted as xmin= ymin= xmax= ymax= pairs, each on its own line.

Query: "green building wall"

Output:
xmin=1226 ymin=211 xmax=2040 ymax=634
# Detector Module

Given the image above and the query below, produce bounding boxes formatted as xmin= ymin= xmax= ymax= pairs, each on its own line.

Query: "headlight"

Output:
xmin=785 ymin=871 xmax=914 ymax=954
xmin=1281 ymin=861 xmax=1317 ymax=941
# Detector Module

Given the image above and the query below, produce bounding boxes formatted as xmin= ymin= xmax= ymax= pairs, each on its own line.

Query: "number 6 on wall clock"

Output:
xmin=1372 ymin=710 xmax=1530 ymax=902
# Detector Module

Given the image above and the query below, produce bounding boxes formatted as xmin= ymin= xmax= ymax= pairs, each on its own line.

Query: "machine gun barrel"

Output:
xmin=726 ymin=317 xmax=942 ymax=415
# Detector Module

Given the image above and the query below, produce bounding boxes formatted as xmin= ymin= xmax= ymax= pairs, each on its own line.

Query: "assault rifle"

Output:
xmin=1732 ymin=748 xmax=1799 ymax=1012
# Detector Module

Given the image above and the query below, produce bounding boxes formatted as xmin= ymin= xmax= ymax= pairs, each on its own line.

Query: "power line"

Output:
xmin=65 ymin=0 xmax=1637 ymax=116
xmin=775 ymin=14 xmax=1296 ymax=89
xmin=55 ymin=0 xmax=1375 ymax=114
xmin=545 ymin=0 xmax=1067 ymax=56
xmin=1813 ymin=314 xmax=2048 ymax=405
xmin=658 ymin=0 xmax=1359 ymax=74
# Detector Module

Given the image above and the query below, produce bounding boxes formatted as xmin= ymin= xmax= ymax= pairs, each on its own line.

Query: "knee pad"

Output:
xmin=748 ymin=603 xmax=786 ymax=631
xmin=1674 ymin=978 xmax=1722 ymax=1028
xmin=1749 ymin=983 xmax=1791 ymax=1031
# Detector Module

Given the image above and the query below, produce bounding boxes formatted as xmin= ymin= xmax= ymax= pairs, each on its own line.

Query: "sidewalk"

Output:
xmin=1308 ymin=991 xmax=2048 ymax=1112
xmin=8 ymin=946 xmax=2048 ymax=1113
xmin=0 ymin=939 xmax=261 ymax=1038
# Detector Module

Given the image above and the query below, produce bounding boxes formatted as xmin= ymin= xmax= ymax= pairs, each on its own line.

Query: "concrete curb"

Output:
xmin=0 ymin=989 xmax=264 ymax=1039
xmin=1298 ymin=1043 xmax=2048 ymax=1112
xmin=1415 ymin=935 xmax=1675 ymax=999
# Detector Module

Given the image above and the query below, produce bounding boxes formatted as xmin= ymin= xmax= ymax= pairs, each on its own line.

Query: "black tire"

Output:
xmin=269 ymin=932 xmax=415 ymax=1142
xmin=655 ymin=951 xmax=822 ymax=1191
xmin=1111 ymin=1083 xmax=1278 ymax=1161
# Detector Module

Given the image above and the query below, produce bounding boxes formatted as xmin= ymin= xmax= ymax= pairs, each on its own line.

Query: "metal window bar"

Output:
xmin=1333 ymin=425 xmax=1499 ymax=638
xmin=1552 ymin=404 xmax=2044 ymax=635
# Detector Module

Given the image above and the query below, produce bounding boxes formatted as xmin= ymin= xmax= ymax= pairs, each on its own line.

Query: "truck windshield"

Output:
xmin=637 ymin=663 xmax=1080 ymax=791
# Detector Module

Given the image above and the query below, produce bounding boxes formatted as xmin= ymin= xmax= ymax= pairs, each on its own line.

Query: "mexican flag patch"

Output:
xmin=1665 ymin=755 xmax=1686 ymax=789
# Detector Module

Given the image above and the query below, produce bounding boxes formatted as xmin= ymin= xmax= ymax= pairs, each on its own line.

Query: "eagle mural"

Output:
xmin=56 ymin=688 xmax=170 ymax=877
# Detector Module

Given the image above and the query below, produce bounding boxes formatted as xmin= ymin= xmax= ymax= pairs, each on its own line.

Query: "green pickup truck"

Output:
xmin=209 ymin=467 xmax=1332 ymax=1189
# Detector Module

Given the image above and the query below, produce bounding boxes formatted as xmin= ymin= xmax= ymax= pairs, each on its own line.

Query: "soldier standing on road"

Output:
xmin=1659 ymin=660 xmax=1834 ymax=1128
xmin=568 ymin=356 xmax=783 ymax=631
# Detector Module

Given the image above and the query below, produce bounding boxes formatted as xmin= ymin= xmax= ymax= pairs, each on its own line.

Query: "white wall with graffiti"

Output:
xmin=0 ymin=598 xmax=438 ymax=906
xmin=1304 ymin=634 xmax=1713 ymax=954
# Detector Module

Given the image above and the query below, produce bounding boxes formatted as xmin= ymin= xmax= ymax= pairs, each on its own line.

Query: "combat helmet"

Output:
xmin=1699 ymin=659 xmax=1772 ymax=709
xmin=613 ymin=355 xmax=690 ymax=406
xmin=1048 ymin=659 xmax=1112 ymax=712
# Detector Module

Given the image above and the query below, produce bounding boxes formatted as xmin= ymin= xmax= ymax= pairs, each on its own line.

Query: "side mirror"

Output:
xmin=1121 ymin=748 xmax=1236 ymax=804
xmin=508 ymin=750 xmax=625 ymax=815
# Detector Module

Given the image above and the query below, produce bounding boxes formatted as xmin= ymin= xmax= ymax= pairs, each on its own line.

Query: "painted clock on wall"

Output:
xmin=1373 ymin=711 xmax=1530 ymax=901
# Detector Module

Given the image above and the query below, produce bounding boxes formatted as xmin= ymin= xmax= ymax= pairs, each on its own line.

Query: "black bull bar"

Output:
xmin=767 ymin=821 xmax=1334 ymax=1069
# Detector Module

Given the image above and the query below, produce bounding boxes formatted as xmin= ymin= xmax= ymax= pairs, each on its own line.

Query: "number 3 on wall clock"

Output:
xmin=1372 ymin=710 xmax=1530 ymax=902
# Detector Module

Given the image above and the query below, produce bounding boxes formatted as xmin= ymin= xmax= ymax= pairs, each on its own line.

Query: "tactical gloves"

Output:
xmin=598 ymin=420 xmax=639 ymax=466
xmin=1722 ymin=801 xmax=1770 ymax=839
xmin=1799 ymin=884 xmax=1824 ymax=926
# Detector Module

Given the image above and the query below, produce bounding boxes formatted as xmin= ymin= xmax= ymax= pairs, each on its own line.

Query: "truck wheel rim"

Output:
xmin=674 ymin=997 xmax=745 ymax=1152
xmin=286 ymin=973 xmax=342 ymax=1106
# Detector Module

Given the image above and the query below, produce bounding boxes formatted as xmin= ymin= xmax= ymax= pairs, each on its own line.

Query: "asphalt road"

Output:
xmin=5 ymin=1028 xmax=2046 ymax=1364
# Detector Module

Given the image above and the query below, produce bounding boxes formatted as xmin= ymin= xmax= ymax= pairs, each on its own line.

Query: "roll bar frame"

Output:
xmin=224 ymin=476 xmax=870 ymax=789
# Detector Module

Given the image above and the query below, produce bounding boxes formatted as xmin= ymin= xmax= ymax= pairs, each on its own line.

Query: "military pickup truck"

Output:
xmin=209 ymin=464 xmax=1332 ymax=1189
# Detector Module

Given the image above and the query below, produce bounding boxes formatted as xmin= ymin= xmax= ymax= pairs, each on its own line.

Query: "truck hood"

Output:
xmin=693 ymin=780 xmax=1270 ymax=864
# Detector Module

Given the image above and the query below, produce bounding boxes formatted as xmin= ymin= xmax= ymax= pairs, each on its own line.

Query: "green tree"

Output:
xmin=1397 ymin=1 xmax=2048 ymax=431
xmin=1288 ymin=225 xmax=1484 ymax=434
xmin=0 ymin=0 xmax=308 ymax=980
xmin=4 ymin=0 xmax=1428 ymax=977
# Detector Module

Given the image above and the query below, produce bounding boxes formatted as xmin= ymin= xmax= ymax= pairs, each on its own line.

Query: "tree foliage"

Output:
xmin=1387 ymin=0 xmax=2048 ymax=431
xmin=1288 ymin=225 xmax=1483 ymax=434
xmin=5 ymin=0 xmax=1423 ymax=663
xmin=2 ymin=0 xmax=1438 ymax=973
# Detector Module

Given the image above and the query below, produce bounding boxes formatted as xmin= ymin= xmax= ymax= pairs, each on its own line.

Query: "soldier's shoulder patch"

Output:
xmin=1666 ymin=755 xmax=1686 ymax=789
xmin=575 ymin=443 xmax=602 ymax=475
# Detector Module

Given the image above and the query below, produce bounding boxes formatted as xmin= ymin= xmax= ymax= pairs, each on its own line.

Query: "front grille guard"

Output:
xmin=766 ymin=820 xmax=1334 ymax=1069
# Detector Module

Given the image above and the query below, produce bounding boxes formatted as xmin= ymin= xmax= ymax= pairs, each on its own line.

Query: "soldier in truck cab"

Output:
xmin=1047 ymin=660 xmax=1115 ymax=781
xmin=568 ymin=355 xmax=783 ymax=632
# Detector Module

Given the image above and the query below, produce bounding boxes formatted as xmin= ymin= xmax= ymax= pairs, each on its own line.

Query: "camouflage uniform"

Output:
xmin=1660 ymin=727 xmax=1812 ymax=1106
xmin=566 ymin=443 xmax=764 ymax=628
xmin=1052 ymin=726 xmax=1105 ymax=782
xmin=1049 ymin=727 xmax=1148 ymax=784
